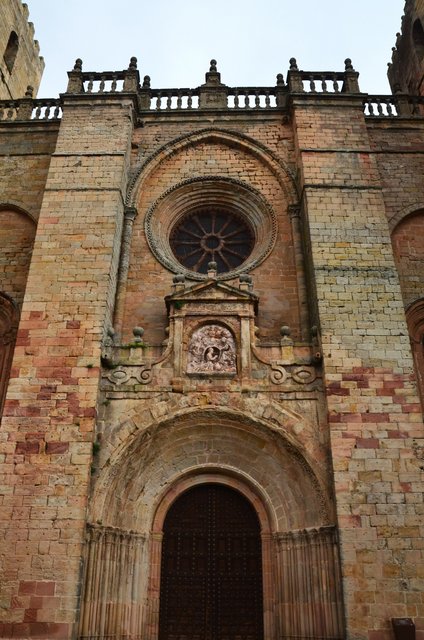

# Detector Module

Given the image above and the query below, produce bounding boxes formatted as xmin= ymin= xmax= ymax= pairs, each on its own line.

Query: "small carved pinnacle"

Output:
xmin=142 ymin=75 xmax=151 ymax=88
xmin=208 ymin=261 xmax=217 ymax=270
xmin=209 ymin=59 xmax=217 ymax=72
xmin=107 ymin=327 xmax=116 ymax=339
xmin=74 ymin=58 xmax=83 ymax=71
xmin=344 ymin=58 xmax=354 ymax=71
xmin=239 ymin=273 xmax=252 ymax=283
xmin=276 ymin=73 xmax=285 ymax=86
xmin=25 ymin=85 xmax=34 ymax=98
xmin=128 ymin=56 xmax=138 ymax=70
xmin=289 ymin=58 xmax=298 ymax=70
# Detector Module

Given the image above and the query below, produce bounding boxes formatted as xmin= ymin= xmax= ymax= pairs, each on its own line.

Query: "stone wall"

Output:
xmin=293 ymin=92 xmax=424 ymax=639
xmin=0 ymin=94 xmax=134 ymax=638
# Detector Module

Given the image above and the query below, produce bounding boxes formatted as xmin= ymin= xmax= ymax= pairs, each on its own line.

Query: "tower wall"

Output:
xmin=0 ymin=0 xmax=44 ymax=99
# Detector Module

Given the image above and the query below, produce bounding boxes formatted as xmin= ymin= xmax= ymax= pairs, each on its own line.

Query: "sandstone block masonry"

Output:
xmin=0 ymin=56 xmax=423 ymax=640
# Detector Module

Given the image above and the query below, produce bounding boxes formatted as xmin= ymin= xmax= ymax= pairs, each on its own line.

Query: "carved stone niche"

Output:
xmin=165 ymin=277 xmax=258 ymax=380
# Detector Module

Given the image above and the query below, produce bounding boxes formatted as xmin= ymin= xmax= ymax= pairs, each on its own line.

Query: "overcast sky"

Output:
xmin=28 ymin=1 xmax=405 ymax=98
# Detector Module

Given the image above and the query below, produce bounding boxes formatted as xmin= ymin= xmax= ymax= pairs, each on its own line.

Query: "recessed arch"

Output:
xmin=391 ymin=208 xmax=424 ymax=309
xmin=406 ymin=297 xmax=424 ymax=407
xmin=0 ymin=292 xmax=19 ymax=416
xmin=90 ymin=400 xmax=333 ymax=533
xmin=126 ymin=127 xmax=299 ymax=208
xmin=81 ymin=406 xmax=342 ymax=640
xmin=388 ymin=202 xmax=424 ymax=232
xmin=0 ymin=204 xmax=37 ymax=309
xmin=0 ymin=201 xmax=37 ymax=225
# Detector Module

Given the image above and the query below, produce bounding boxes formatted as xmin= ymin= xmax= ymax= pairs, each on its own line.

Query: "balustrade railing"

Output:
xmin=82 ymin=71 xmax=125 ymax=94
xmin=0 ymin=98 xmax=62 ymax=121
xmin=298 ymin=72 xmax=345 ymax=94
xmin=227 ymin=87 xmax=277 ymax=109
xmin=149 ymin=88 xmax=200 ymax=110
xmin=147 ymin=87 xmax=279 ymax=110
xmin=364 ymin=94 xmax=424 ymax=117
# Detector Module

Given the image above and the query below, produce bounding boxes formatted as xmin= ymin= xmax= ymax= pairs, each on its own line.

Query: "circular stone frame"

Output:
xmin=144 ymin=176 xmax=278 ymax=281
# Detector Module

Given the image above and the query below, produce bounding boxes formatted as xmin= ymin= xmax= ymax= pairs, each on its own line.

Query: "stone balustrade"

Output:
xmin=82 ymin=72 xmax=125 ymax=94
xmin=0 ymin=96 xmax=62 ymax=121
xmin=364 ymin=93 xmax=424 ymax=116
xmin=149 ymin=88 xmax=200 ymax=110
xmin=297 ymin=71 xmax=346 ymax=93
xmin=1 ymin=57 xmax=424 ymax=120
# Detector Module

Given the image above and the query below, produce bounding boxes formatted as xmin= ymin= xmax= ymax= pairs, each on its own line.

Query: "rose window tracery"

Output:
xmin=170 ymin=209 xmax=254 ymax=274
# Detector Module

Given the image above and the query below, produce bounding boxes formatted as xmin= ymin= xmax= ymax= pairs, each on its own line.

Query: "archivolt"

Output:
xmin=90 ymin=397 xmax=333 ymax=532
xmin=126 ymin=127 xmax=299 ymax=206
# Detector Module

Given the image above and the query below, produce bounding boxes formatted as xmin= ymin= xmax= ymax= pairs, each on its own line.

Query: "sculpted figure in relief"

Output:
xmin=187 ymin=324 xmax=236 ymax=374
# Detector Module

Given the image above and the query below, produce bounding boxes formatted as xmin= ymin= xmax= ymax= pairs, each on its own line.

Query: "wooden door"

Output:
xmin=159 ymin=484 xmax=263 ymax=640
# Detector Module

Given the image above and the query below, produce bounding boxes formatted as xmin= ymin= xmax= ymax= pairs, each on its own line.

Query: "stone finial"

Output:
xmin=172 ymin=273 xmax=186 ymax=292
xmin=343 ymin=58 xmax=360 ymax=93
xmin=173 ymin=274 xmax=185 ymax=284
xmin=203 ymin=58 xmax=222 ymax=85
xmin=288 ymin=58 xmax=303 ymax=92
xmin=200 ymin=57 xmax=226 ymax=108
xmin=132 ymin=327 xmax=144 ymax=342
xmin=276 ymin=73 xmax=285 ymax=87
xmin=67 ymin=59 xmax=84 ymax=93
xmin=25 ymin=85 xmax=34 ymax=98
xmin=142 ymin=75 xmax=151 ymax=88
xmin=207 ymin=261 xmax=217 ymax=278
xmin=128 ymin=56 xmax=138 ymax=70
xmin=239 ymin=273 xmax=252 ymax=291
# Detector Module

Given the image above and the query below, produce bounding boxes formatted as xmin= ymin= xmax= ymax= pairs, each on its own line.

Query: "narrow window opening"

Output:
xmin=413 ymin=19 xmax=424 ymax=60
xmin=4 ymin=31 xmax=19 ymax=73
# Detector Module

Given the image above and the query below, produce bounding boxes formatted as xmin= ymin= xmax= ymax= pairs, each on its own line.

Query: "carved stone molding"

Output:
xmin=103 ymin=364 xmax=152 ymax=386
xmin=270 ymin=363 xmax=317 ymax=386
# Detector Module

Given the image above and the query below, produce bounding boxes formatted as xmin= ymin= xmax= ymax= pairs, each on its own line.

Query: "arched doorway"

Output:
xmin=158 ymin=483 xmax=264 ymax=640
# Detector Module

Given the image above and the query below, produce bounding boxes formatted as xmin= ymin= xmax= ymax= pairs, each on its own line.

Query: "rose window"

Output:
xmin=170 ymin=209 xmax=254 ymax=274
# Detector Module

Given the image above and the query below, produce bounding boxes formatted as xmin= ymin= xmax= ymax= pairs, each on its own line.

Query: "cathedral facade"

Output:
xmin=0 ymin=2 xmax=424 ymax=639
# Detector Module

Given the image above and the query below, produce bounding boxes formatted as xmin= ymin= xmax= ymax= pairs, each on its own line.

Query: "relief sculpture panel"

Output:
xmin=187 ymin=324 xmax=237 ymax=375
